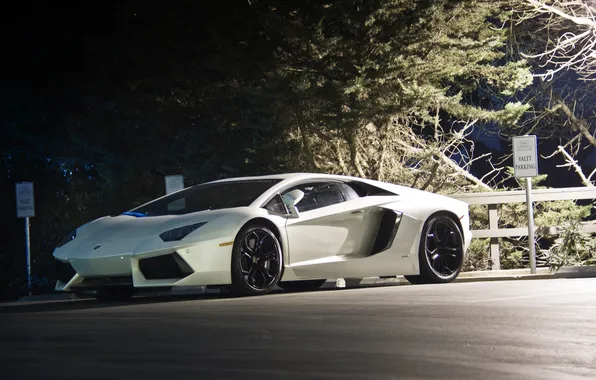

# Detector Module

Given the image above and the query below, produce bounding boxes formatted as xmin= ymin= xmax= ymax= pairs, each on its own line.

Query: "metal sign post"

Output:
xmin=16 ymin=182 xmax=35 ymax=295
xmin=512 ymin=135 xmax=538 ymax=274
xmin=25 ymin=218 xmax=31 ymax=295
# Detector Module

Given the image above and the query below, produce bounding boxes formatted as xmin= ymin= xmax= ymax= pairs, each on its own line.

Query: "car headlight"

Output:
xmin=159 ymin=222 xmax=207 ymax=242
xmin=57 ymin=229 xmax=77 ymax=248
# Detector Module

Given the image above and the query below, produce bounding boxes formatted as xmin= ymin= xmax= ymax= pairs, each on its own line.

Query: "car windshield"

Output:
xmin=127 ymin=179 xmax=281 ymax=216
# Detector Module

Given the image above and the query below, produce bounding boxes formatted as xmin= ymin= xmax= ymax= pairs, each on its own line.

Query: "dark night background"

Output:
xmin=1 ymin=1 xmax=592 ymax=300
xmin=1 ymin=1 xmax=288 ymax=299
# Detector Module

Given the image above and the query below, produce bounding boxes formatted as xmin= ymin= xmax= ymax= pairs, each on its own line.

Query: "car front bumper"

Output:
xmin=54 ymin=237 xmax=235 ymax=292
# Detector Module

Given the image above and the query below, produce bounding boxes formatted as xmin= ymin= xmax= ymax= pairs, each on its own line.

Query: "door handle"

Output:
xmin=351 ymin=209 xmax=365 ymax=214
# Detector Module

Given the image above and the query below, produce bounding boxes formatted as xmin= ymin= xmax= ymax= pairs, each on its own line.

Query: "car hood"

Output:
xmin=74 ymin=208 xmax=235 ymax=242
xmin=53 ymin=207 xmax=254 ymax=261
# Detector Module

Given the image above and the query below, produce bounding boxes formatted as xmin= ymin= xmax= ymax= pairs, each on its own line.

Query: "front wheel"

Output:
xmin=404 ymin=215 xmax=464 ymax=285
xmin=230 ymin=224 xmax=284 ymax=296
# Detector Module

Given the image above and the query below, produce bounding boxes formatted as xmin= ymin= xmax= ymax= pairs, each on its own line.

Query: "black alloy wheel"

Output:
xmin=231 ymin=224 xmax=283 ymax=296
xmin=405 ymin=215 xmax=464 ymax=284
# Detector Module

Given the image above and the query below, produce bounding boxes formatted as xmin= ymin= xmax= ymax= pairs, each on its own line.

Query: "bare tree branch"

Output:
xmin=517 ymin=0 xmax=596 ymax=81
xmin=587 ymin=166 xmax=596 ymax=181
xmin=554 ymin=144 xmax=594 ymax=185
xmin=554 ymin=98 xmax=596 ymax=147
xmin=298 ymin=126 xmax=320 ymax=169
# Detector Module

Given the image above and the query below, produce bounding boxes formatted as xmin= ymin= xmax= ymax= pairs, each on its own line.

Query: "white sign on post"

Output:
xmin=165 ymin=175 xmax=185 ymax=194
xmin=165 ymin=175 xmax=185 ymax=211
xmin=16 ymin=182 xmax=34 ymax=295
xmin=16 ymin=182 xmax=35 ymax=218
xmin=512 ymin=135 xmax=538 ymax=275
xmin=512 ymin=135 xmax=538 ymax=178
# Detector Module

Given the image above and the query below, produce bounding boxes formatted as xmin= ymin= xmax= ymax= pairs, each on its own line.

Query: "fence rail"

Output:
xmin=450 ymin=187 xmax=596 ymax=270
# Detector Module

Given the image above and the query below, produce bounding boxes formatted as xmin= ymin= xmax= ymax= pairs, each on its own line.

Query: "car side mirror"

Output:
xmin=282 ymin=189 xmax=304 ymax=218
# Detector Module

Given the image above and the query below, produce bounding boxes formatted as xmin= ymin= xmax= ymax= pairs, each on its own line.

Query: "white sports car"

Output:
xmin=54 ymin=173 xmax=472 ymax=301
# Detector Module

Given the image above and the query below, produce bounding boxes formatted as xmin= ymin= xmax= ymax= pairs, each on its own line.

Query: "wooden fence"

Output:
xmin=450 ymin=187 xmax=596 ymax=270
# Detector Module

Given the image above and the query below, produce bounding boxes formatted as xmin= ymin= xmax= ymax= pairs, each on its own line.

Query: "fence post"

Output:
xmin=488 ymin=204 xmax=500 ymax=270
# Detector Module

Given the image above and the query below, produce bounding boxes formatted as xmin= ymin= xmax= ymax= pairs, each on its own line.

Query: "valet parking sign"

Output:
xmin=16 ymin=182 xmax=35 ymax=218
xmin=512 ymin=135 xmax=538 ymax=275
xmin=512 ymin=135 xmax=538 ymax=178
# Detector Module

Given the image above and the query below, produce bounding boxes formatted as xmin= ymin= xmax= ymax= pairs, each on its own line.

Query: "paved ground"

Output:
xmin=1 ymin=278 xmax=595 ymax=380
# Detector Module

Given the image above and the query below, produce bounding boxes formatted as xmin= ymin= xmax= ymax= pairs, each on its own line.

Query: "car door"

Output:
xmin=282 ymin=181 xmax=380 ymax=266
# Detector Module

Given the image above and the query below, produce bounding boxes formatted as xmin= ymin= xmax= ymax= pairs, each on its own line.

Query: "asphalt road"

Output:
xmin=1 ymin=278 xmax=596 ymax=380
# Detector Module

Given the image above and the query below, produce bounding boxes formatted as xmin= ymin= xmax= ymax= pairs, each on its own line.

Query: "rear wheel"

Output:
xmin=230 ymin=223 xmax=283 ymax=296
xmin=278 ymin=279 xmax=327 ymax=292
xmin=95 ymin=286 xmax=134 ymax=302
xmin=404 ymin=214 xmax=464 ymax=285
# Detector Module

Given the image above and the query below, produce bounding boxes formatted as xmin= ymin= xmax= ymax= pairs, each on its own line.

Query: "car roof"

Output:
xmin=207 ymin=173 xmax=374 ymax=207
xmin=207 ymin=172 xmax=339 ymax=183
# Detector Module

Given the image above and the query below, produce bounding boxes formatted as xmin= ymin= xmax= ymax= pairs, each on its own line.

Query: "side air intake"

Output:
xmin=138 ymin=253 xmax=194 ymax=280
xmin=370 ymin=209 xmax=402 ymax=255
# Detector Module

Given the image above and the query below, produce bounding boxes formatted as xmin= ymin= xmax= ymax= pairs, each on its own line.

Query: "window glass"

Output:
xmin=337 ymin=182 xmax=361 ymax=200
xmin=264 ymin=194 xmax=287 ymax=214
xmin=127 ymin=179 xmax=281 ymax=216
xmin=282 ymin=182 xmax=345 ymax=212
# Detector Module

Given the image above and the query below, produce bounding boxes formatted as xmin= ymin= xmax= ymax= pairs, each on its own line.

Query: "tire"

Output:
xmin=230 ymin=223 xmax=284 ymax=296
xmin=95 ymin=286 xmax=135 ymax=302
xmin=278 ymin=279 xmax=327 ymax=292
xmin=404 ymin=214 xmax=464 ymax=285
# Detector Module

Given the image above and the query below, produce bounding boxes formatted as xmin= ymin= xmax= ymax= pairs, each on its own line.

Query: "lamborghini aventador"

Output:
xmin=53 ymin=173 xmax=472 ymax=301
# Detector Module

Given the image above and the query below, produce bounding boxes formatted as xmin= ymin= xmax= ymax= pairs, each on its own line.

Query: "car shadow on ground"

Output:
xmin=0 ymin=287 xmax=344 ymax=314
xmin=0 ymin=293 xmax=216 ymax=314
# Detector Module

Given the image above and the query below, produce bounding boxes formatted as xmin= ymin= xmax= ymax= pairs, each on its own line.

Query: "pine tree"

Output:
xmin=248 ymin=0 xmax=533 ymax=190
